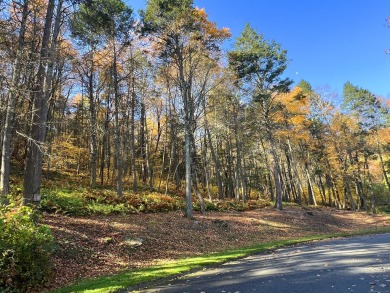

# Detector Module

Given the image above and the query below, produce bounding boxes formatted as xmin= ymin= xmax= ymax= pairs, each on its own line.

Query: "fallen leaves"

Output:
xmin=41 ymin=207 xmax=390 ymax=291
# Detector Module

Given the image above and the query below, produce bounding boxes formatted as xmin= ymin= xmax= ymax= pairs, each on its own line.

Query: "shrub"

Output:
xmin=87 ymin=202 xmax=135 ymax=215
xmin=40 ymin=189 xmax=88 ymax=216
xmin=142 ymin=193 xmax=183 ymax=212
xmin=0 ymin=205 xmax=55 ymax=292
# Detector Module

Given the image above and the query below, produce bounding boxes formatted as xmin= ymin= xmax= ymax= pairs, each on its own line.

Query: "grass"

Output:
xmin=50 ymin=226 xmax=390 ymax=293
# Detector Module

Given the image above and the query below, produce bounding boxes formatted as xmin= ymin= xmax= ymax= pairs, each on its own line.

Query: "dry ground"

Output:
xmin=42 ymin=206 xmax=390 ymax=290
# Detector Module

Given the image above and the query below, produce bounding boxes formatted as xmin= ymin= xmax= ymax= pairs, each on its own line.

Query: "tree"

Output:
xmin=71 ymin=0 xmax=132 ymax=196
xmin=229 ymin=23 xmax=292 ymax=210
xmin=143 ymin=0 xmax=229 ymax=218
xmin=343 ymin=82 xmax=390 ymax=210
xmin=23 ymin=0 xmax=63 ymax=205
xmin=0 ymin=0 xmax=29 ymax=197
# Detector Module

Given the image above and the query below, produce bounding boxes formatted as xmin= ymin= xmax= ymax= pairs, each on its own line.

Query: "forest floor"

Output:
xmin=42 ymin=206 xmax=390 ymax=291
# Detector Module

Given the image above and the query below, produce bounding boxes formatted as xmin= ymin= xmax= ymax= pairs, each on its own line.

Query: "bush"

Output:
xmin=40 ymin=189 xmax=88 ymax=216
xmin=0 ymin=205 xmax=55 ymax=292
xmin=141 ymin=193 xmax=183 ymax=212
xmin=87 ymin=202 xmax=136 ymax=215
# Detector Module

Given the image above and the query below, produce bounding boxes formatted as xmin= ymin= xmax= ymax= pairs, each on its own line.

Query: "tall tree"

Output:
xmin=0 ymin=0 xmax=29 ymax=197
xmin=229 ymin=23 xmax=292 ymax=210
xmin=23 ymin=0 xmax=61 ymax=204
xmin=143 ymin=0 xmax=229 ymax=218
xmin=71 ymin=0 xmax=132 ymax=196
xmin=343 ymin=82 xmax=390 ymax=210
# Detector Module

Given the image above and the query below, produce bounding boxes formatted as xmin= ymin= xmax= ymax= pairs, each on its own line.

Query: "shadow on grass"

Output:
xmin=50 ymin=227 xmax=390 ymax=293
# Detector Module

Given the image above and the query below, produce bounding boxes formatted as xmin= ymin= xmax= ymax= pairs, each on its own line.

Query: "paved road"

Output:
xmin=135 ymin=233 xmax=390 ymax=293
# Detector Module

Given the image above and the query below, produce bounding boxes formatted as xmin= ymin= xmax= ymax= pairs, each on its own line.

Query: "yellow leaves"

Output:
xmin=377 ymin=128 xmax=390 ymax=145
xmin=93 ymin=48 xmax=112 ymax=68
xmin=71 ymin=93 xmax=84 ymax=107
xmin=90 ymin=46 xmax=125 ymax=76
xmin=50 ymin=136 xmax=89 ymax=170
xmin=273 ymin=86 xmax=310 ymax=142
xmin=330 ymin=111 xmax=359 ymax=136
xmin=290 ymin=115 xmax=306 ymax=125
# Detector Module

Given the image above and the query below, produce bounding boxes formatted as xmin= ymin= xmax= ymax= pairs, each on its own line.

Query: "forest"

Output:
xmin=0 ymin=0 xmax=390 ymax=291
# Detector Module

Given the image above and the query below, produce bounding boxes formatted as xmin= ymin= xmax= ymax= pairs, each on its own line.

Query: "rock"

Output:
xmin=101 ymin=237 xmax=114 ymax=244
xmin=123 ymin=236 xmax=144 ymax=248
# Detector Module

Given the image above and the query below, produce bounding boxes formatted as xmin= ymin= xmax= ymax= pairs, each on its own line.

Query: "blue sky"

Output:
xmin=126 ymin=0 xmax=390 ymax=100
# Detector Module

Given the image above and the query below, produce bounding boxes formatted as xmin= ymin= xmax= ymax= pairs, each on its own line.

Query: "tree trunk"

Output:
xmin=112 ymin=43 xmax=123 ymax=197
xmin=202 ymin=134 xmax=212 ymax=201
xmin=286 ymin=139 xmax=307 ymax=204
xmin=316 ymin=175 xmax=327 ymax=206
xmin=100 ymin=96 xmax=110 ymax=186
xmin=191 ymin=133 xmax=205 ymax=214
xmin=234 ymin=118 xmax=246 ymax=201
xmin=184 ymin=124 xmax=193 ymax=218
xmin=140 ymin=100 xmax=146 ymax=183
xmin=165 ymin=119 xmax=176 ymax=195
xmin=343 ymin=177 xmax=355 ymax=211
xmin=144 ymin=116 xmax=153 ymax=191
xmin=86 ymin=48 xmax=98 ymax=189
xmin=130 ymin=80 xmax=137 ymax=192
xmin=23 ymin=0 xmax=56 ymax=204
xmin=205 ymin=126 xmax=223 ymax=199
xmin=268 ymin=129 xmax=282 ymax=210
xmin=0 ymin=0 xmax=29 ymax=197
xmin=259 ymin=139 xmax=274 ymax=201
xmin=305 ymin=163 xmax=317 ymax=206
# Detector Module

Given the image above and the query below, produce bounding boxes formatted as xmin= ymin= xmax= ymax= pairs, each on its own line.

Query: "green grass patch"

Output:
xmin=50 ymin=227 xmax=390 ymax=293
xmin=379 ymin=206 xmax=390 ymax=215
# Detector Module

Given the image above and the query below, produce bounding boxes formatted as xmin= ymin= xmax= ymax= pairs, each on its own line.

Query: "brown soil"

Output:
xmin=42 ymin=206 xmax=390 ymax=290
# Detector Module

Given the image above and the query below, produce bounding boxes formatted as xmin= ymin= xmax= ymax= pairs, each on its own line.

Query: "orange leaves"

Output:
xmin=377 ymin=128 xmax=390 ymax=145
xmin=194 ymin=7 xmax=231 ymax=41
xmin=273 ymin=86 xmax=310 ymax=142
xmin=93 ymin=48 xmax=113 ymax=68
xmin=330 ymin=111 xmax=359 ymax=136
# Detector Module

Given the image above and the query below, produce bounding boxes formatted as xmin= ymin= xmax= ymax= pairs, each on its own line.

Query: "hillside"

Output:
xmin=43 ymin=206 xmax=390 ymax=291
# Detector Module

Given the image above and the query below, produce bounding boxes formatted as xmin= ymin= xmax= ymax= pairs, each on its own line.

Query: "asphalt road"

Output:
xmin=135 ymin=233 xmax=390 ymax=293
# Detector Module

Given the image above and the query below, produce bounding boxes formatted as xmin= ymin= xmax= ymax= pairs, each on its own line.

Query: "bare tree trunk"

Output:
xmin=234 ymin=118 xmax=246 ymax=201
xmin=130 ymin=81 xmax=137 ymax=192
xmin=202 ymin=134 xmax=212 ymax=201
xmin=259 ymin=139 xmax=274 ymax=201
xmin=144 ymin=115 xmax=153 ymax=190
xmin=179 ymin=52 xmax=193 ymax=218
xmin=305 ymin=163 xmax=317 ymax=206
xmin=100 ymin=96 xmax=110 ymax=186
xmin=158 ymin=141 xmax=166 ymax=192
xmin=165 ymin=119 xmax=176 ymax=195
xmin=184 ymin=124 xmax=193 ymax=218
xmin=363 ymin=154 xmax=375 ymax=213
xmin=316 ymin=175 xmax=327 ymax=206
xmin=343 ymin=177 xmax=355 ymax=211
xmin=191 ymin=133 xmax=205 ymax=214
xmin=268 ymin=129 xmax=282 ymax=210
xmin=0 ymin=0 xmax=29 ymax=197
xmin=112 ymin=43 xmax=123 ymax=197
xmin=286 ymin=139 xmax=307 ymax=204
xmin=205 ymin=126 xmax=223 ymax=199
xmin=23 ymin=0 xmax=56 ymax=204
xmin=43 ymin=0 xmax=63 ymax=176
xmin=140 ymin=100 xmax=146 ymax=183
